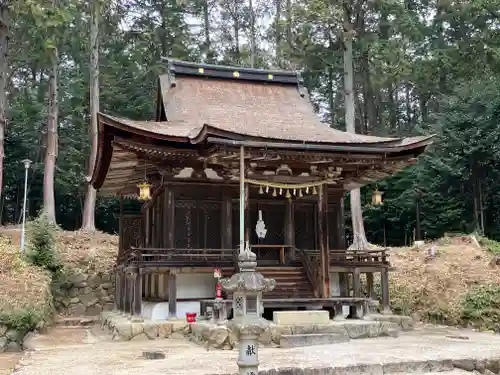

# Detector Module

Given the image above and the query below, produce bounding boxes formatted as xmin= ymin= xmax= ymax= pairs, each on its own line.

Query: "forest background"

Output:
xmin=1 ymin=0 xmax=500 ymax=247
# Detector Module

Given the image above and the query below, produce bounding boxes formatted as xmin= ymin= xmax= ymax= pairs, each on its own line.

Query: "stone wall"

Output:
xmin=0 ymin=325 xmax=34 ymax=352
xmin=53 ymin=270 xmax=115 ymax=316
xmin=101 ymin=311 xmax=190 ymax=340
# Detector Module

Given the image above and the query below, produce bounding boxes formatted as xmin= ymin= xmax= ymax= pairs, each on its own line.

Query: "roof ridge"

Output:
xmin=162 ymin=58 xmax=301 ymax=86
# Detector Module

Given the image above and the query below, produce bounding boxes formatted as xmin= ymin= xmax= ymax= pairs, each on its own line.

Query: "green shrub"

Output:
xmin=0 ymin=305 xmax=50 ymax=332
xmin=461 ymin=284 xmax=500 ymax=330
xmin=25 ymin=212 xmax=62 ymax=277
xmin=478 ymin=236 xmax=500 ymax=254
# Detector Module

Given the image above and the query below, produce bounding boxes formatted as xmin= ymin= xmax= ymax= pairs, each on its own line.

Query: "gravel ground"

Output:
xmin=10 ymin=324 xmax=500 ymax=375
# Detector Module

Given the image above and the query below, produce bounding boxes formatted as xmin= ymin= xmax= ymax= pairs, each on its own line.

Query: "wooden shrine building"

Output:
xmin=91 ymin=60 xmax=433 ymax=320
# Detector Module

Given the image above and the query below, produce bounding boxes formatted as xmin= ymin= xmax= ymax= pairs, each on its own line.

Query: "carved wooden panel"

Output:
xmin=174 ymin=200 xmax=197 ymax=248
xmin=174 ymin=200 xmax=222 ymax=249
xmin=121 ymin=215 xmax=142 ymax=255
xmin=294 ymin=204 xmax=316 ymax=250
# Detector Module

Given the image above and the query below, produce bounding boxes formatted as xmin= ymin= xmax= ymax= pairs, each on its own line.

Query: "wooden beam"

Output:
xmin=133 ymin=269 xmax=142 ymax=316
xmin=244 ymin=183 xmax=250 ymax=245
xmin=221 ymin=192 xmax=233 ymax=249
xmin=285 ymin=199 xmax=294 ymax=259
xmin=155 ymin=193 xmax=162 ymax=247
xmin=118 ymin=197 xmax=124 ymax=255
xmin=168 ymin=271 xmax=177 ymax=319
xmin=381 ymin=269 xmax=391 ymax=314
xmin=318 ymin=185 xmax=330 ymax=298
xmin=167 ymin=189 xmax=175 ymax=248
xmin=115 ymin=272 xmax=121 ymax=310
xmin=163 ymin=187 xmax=169 ymax=248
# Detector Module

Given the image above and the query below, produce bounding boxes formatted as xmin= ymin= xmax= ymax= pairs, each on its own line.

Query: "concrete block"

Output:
xmin=279 ymin=333 xmax=349 ymax=348
xmin=273 ymin=310 xmax=329 ymax=326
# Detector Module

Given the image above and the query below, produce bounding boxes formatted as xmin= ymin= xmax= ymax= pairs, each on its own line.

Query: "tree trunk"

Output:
xmin=44 ymin=47 xmax=58 ymax=223
xmin=249 ymin=0 xmax=256 ymax=67
xmin=81 ymin=0 xmax=100 ymax=231
xmin=0 ymin=5 xmax=8 ymax=204
xmin=202 ymin=0 xmax=212 ymax=62
xmin=274 ymin=0 xmax=282 ymax=67
xmin=343 ymin=23 xmax=371 ymax=251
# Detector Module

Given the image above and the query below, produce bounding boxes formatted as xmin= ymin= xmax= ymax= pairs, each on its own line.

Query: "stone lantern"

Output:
xmin=220 ymin=247 xmax=275 ymax=375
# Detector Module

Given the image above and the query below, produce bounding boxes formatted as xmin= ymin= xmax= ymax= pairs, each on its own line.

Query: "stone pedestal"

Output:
xmin=220 ymin=249 xmax=275 ymax=374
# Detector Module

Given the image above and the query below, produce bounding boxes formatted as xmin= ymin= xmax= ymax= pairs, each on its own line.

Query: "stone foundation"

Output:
xmin=190 ymin=319 xmax=401 ymax=349
xmin=54 ymin=271 xmax=115 ymax=316
xmin=100 ymin=311 xmax=189 ymax=341
xmin=0 ymin=325 xmax=33 ymax=352
xmin=99 ymin=310 xmax=415 ymax=348
xmin=368 ymin=313 xmax=415 ymax=331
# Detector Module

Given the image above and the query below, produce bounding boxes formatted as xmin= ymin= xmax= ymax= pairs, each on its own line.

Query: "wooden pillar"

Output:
xmin=155 ymin=192 xmax=163 ymax=247
xmin=317 ymin=185 xmax=330 ymax=298
xmin=168 ymin=271 xmax=177 ymax=319
xmin=120 ymin=270 xmax=126 ymax=311
xmin=115 ymin=272 xmax=121 ymax=310
xmin=124 ymin=273 xmax=131 ymax=314
xmin=158 ymin=274 xmax=166 ymax=300
xmin=118 ymin=197 xmax=124 ymax=253
xmin=352 ymin=268 xmax=361 ymax=297
xmin=285 ymin=199 xmax=294 ymax=260
xmin=244 ymin=183 xmax=250 ymax=246
xmin=366 ymin=272 xmax=375 ymax=299
xmin=381 ymin=268 xmax=391 ymax=314
xmin=163 ymin=187 xmax=169 ymax=248
xmin=222 ymin=192 xmax=233 ymax=249
xmin=144 ymin=207 xmax=150 ymax=247
xmin=166 ymin=188 xmax=175 ymax=248
xmin=133 ymin=269 xmax=142 ymax=316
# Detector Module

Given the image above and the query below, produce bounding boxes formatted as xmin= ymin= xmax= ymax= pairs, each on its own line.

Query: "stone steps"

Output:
xmin=54 ymin=316 xmax=99 ymax=327
xmin=279 ymin=332 xmax=349 ymax=348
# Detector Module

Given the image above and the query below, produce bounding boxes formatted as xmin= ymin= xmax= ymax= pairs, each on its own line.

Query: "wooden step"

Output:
xmin=224 ymin=266 xmax=316 ymax=299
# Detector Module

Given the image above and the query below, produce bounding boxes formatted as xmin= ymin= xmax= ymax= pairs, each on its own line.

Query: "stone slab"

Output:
xmin=273 ymin=310 xmax=329 ymax=326
xmin=368 ymin=314 xmax=415 ymax=331
xmin=12 ymin=325 xmax=500 ymax=375
xmin=279 ymin=333 xmax=349 ymax=348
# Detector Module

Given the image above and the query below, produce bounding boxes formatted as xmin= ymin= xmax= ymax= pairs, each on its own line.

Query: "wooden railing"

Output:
xmin=124 ymin=247 xmax=234 ymax=267
xmin=330 ymin=249 xmax=390 ymax=266
xmin=297 ymin=247 xmax=321 ymax=298
xmin=305 ymin=249 xmax=390 ymax=267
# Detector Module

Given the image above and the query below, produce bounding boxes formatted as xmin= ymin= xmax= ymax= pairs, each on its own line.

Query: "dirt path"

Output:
xmin=9 ymin=324 xmax=500 ymax=375
xmin=0 ymin=353 xmax=22 ymax=375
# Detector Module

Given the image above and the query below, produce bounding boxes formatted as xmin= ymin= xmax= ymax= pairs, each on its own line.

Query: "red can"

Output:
xmin=185 ymin=312 xmax=197 ymax=323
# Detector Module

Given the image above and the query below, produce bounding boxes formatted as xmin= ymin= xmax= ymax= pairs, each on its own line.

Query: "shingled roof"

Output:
xmin=96 ymin=59 xmax=431 ymax=148
xmin=154 ymin=60 xmax=398 ymax=145
xmin=91 ymin=60 xmax=434 ymax=194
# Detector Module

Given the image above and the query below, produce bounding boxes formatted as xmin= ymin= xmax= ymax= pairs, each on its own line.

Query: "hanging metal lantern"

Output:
xmin=137 ymin=182 xmax=151 ymax=201
xmin=372 ymin=188 xmax=383 ymax=205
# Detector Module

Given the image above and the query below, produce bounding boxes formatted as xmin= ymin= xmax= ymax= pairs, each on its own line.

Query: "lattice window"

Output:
xmin=294 ymin=204 xmax=316 ymax=250
xmin=234 ymin=295 xmax=244 ymax=315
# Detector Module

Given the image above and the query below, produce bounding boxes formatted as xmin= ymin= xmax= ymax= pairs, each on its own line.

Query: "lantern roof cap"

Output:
xmin=220 ymin=250 xmax=276 ymax=293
